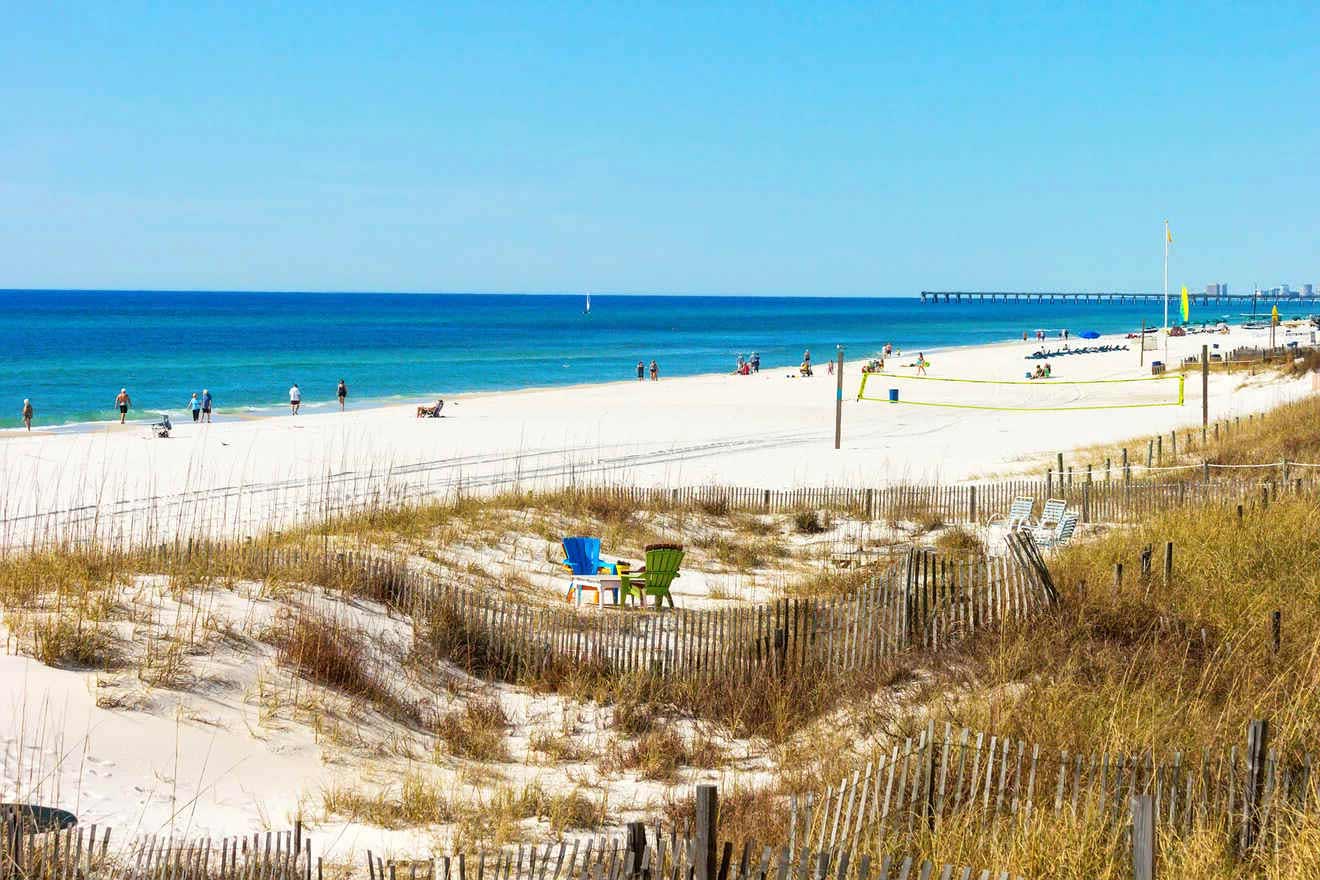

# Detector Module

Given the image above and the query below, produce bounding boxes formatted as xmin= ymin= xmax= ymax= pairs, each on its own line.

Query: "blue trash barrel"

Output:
xmin=888 ymin=388 xmax=899 ymax=402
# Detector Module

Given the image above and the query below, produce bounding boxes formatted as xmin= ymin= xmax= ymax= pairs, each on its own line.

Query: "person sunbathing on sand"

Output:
xmin=416 ymin=399 xmax=444 ymax=418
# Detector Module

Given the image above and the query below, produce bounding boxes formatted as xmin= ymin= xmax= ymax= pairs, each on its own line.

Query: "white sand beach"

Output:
xmin=1 ymin=324 xmax=1313 ymax=547
xmin=1 ymin=322 xmax=1316 ymax=858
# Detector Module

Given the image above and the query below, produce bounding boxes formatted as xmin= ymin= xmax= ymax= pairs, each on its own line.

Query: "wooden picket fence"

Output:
xmin=12 ymin=449 xmax=1320 ymax=554
xmin=166 ymin=533 xmax=1054 ymax=689
xmin=796 ymin=718 xmax=1314 ymax=853
xmin=0 ymin=818 xmax=314 ymax=880
xmin=0 ymin=814 xmax=1023 ymax=880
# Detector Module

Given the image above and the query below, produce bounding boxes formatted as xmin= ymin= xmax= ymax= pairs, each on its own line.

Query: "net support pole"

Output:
xmin=834 ymin=346 xmax=845 ymax=450
xmin=1201 ymin=344 xmax=1209 ymax=442
xmin=1140 ymin=320 xmax=1146 ymax=367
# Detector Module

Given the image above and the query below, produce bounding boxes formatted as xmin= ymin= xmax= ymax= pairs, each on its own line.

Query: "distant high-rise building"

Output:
xmin=1221 ymin=282 xmax=1228 ymax=296
xmin=1205 ymin=283 xmax=1217 ymax=297
xmin=1305 ymin=283 xmax=1315 ymax=297
xmin=1282 ymin=284 xmax=1291 ymax=296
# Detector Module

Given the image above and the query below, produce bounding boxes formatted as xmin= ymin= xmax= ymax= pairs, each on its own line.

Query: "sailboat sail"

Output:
xmin=585 ymin=293 xmax=591 ymax=314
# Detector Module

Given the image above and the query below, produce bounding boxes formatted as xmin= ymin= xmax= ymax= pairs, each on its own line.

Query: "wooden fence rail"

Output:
xmin=148 ymin=534 xmax=1055 ymax=689
xmin=2 ymin=814 xmax=1023 ymax=880
xmin=796 ymin=719 xmax=1318 ymax=853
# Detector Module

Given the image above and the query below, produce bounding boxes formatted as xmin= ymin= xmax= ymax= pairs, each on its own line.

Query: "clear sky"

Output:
xmin=3 ymin=3 xmax=1317 ymax=296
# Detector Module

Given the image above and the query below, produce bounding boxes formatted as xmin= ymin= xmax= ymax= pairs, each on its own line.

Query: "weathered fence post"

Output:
xmin=1163 ymin=542 xmax=1173 ymax=588
xmin=1113 ymin=563 xmax=1123 ymax=594
xmin=1131 ymin=794 xmax=1155 ymax=880
xmin=627 ymin=822 xmax=648 ymax=880
xmin=695 ymin=785 xmax=718 ymax=880
xmin=968 ymin=485 xmax=977 ymax=523
xmin=924 ymin=719 xmax=937 ymax=830
xmin=1082 ymin=482 xmax=1090 ymax=523
xmin=1046 ymin=469 xmax=1053 ymax=497
xmin=1242 ymin=720 xmax=1269 ymax=852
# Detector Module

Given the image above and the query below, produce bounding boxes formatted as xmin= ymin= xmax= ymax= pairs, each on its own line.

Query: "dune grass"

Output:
xmin=920 ymin=494 xmax=1320 ymax=753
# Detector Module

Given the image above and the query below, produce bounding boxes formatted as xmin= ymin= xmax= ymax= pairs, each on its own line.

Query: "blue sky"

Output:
xmin=3 ymin=2 xmax=1317 ymax=296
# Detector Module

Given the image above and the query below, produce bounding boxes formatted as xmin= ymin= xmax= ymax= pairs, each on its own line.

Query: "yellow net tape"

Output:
xmin=856 ymin=371 xmax=1185 ymax=412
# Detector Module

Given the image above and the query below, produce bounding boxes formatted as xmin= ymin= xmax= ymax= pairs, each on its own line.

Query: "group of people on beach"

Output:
xmin=736 ymin=353 xmax=761 ymax=375
xmin=186 ymin=390 xmax=214 ymax=422
xmin=636 ymin=360 xmax=660 ymax=381
xmin=16 ymin=379 xmax=353 ymax=432
xmin=290 ymin=379 xmax=349 ymax=414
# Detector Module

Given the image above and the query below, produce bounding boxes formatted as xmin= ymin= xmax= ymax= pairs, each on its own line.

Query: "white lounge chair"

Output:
xmin=1034 ymin=512 xmax=1078 ymax=548
xmin=1004 ymin=496 xmax=1035 ymax=530
xmin=1038 ymin=498 xmax=1067 ymax=530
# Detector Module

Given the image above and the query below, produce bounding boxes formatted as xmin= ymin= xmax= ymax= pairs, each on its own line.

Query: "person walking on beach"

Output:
xmin=188 ymin=392 xmax=202 ymax=422
xmin=649 ymin=360 xmax=658 ymax=381
xmin=916 ymin=352 xmax=928 ymax=376
xmin=289 ymin=383 xmax=301 ymax=415
xmin=336 ymin=379 xmax=348 ymax=411
xmin=751 ymin=352 xmax=760 ymax=373
xmin=21 ymin=399 xmax=33 ymax=431
xmin=201 ymin=388 xmax=213 ymax=422
xmin=803 ymin=349 xmax=811 ymax=372
xmin=115 ymin=388 xmax=132 ymax=423
xmin=827 ymin=359 xmax=835 ymax=376
xmin=636 ymin=361 xmax=645 ymax=381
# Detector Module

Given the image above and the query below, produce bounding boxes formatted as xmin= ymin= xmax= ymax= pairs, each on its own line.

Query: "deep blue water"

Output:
xmin=0 ymin=290 xmax=1238 ymax=429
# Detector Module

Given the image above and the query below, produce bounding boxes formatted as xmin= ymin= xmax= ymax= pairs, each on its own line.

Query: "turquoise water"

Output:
xmin=0 ymin=290 xmax=1235 ymax=429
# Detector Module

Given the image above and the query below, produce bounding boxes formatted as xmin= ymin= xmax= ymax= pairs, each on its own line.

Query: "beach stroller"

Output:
xmin=151 ymin=413 xmax=173 ymax=438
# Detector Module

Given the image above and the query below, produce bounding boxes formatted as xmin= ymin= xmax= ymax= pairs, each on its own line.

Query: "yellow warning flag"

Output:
xmin=1272 ymin=305 xmax=1280 ymax=325
xmin=1180 ymin=286 xmax=1189 ymax=322
xmin=1166 ymin=224 xmax=1173 ymax=244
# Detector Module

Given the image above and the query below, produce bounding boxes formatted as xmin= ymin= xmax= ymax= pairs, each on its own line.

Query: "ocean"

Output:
xmin=0 ymin=290 xmax=1226 ymax=429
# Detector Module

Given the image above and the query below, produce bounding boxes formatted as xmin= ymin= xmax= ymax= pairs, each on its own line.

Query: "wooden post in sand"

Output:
xmin=1201 ymin=345 xmax=1209 ymax=443
xmin=1131 ymin=794 xmax=1156 ymax=880
xmin=834 ymin=346 xmax=844 ymax=451
xmin=695 ymin=786 xmax=718 ymax=880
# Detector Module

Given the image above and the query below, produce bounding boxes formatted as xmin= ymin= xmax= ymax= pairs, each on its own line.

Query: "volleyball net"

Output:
xmin=856 ymin=371 xmax=1185 ymax=412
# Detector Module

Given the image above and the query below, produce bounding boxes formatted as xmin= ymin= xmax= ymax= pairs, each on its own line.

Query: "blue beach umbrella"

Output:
xmin=1079 ymin=330 xmax=1101 ymax=339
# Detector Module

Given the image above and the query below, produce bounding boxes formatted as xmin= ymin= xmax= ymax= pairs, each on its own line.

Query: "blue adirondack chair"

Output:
xmin=562 ymin=537 xmax=618 ymax=605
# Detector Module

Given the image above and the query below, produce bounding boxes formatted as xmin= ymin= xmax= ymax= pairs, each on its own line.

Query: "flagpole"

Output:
xmin=1163 ymin=219 xmax=1170 ymax=362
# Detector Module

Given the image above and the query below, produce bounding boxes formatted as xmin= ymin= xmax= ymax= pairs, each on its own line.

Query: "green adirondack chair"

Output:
xmin=622 ymin=543 xmax=684 ymax=608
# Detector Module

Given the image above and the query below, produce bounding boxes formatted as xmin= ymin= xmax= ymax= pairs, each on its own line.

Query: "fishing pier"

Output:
xmin=920 ymin=291 xmax=1275 ymax=305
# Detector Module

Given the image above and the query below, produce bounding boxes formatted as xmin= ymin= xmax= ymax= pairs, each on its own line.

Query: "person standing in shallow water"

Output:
xmin=649 ymin=360 xmax=658 ymax=381
xmin=115 ymin=388 xmax=131 ymax=424
xmin=21 ymin=399 xmax=33 ymax=431
xmin=636 ymin=361 xmax=644 ymax=380
xmin=201 ymin=388 xmax=213 ymax=422
xmin=336 ymin=379 xmax=348 ymax=411
xmin=289 ymin=383 xmax=301 ymax=415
